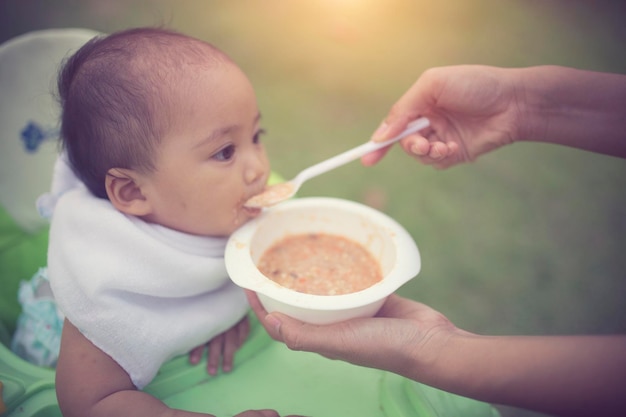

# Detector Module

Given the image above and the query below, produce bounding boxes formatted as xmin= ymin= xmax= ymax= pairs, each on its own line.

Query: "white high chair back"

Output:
xmin=0 ymin=28 xmax=101 ymax=233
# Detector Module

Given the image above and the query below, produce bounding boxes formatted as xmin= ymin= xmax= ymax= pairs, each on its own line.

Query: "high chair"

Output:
xmin=0 ymin=28 xmax=499 ymax=417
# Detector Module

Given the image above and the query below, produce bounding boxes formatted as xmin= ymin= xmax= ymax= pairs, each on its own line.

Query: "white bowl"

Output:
xmin=225 ymin=197 xmax=421 ymax=324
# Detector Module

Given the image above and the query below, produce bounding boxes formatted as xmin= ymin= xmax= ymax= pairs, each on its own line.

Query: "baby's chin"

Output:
xmin=226 ymin=206 xmax=261 ymax=234
xmin=221 ymin=204 xmax=263 ymax=235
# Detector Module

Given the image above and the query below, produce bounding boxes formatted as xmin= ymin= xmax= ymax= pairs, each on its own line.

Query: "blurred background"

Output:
xmin=2 ymin=1 xmax=625 ymax=416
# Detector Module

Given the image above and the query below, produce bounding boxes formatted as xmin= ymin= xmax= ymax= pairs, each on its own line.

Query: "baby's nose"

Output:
xmin=244 ymin=159 xmax=266 ymax=184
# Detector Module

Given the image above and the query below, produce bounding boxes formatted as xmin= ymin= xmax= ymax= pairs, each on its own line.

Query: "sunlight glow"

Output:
xmin=317 ymin=0 xmax=384 ymax=19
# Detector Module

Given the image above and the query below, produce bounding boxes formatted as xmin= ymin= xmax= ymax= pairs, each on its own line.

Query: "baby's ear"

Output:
xmin=105 ymin=168 xmax=152 ymax=216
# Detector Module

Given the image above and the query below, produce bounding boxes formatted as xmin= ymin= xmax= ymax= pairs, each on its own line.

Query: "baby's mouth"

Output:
xmin=242 ymin=186 xmax=267 ymax=217
xmin=242 ymin=204 xmax=262 ymax=218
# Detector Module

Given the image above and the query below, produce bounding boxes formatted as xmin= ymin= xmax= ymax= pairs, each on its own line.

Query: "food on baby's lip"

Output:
xmin=257 ymin=233 xmax=383 ymax=296
xmin=242 ymin=205 xmax=262 ymax=217
xmin=245 ymin=182 xmax=295 ymax=208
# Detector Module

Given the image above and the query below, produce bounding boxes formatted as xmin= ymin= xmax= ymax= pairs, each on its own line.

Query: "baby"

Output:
xmin=46 ymin=27 xmax=274 ymax=416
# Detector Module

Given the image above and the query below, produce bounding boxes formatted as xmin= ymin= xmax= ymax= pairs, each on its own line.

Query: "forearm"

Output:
xmin=515 ymin=66 xmax=626 ymax=158
xmin=59 ymin=380 xmax=212 ymax=417
xmin=410 ymin=333 xmax=626 ymax=417
xmin=88 ymin=390 xmax=209 ymax=417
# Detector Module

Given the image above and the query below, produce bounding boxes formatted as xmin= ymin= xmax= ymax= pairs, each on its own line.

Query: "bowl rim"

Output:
xmin=225 ymin=197 xmax=420 ymax=311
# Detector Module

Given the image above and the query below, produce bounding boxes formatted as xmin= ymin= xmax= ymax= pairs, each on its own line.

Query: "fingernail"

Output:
xmin=372 ymin=122 xmax=389 ymax=141
xmin=265 ymin=314 xmax=282 ymax=333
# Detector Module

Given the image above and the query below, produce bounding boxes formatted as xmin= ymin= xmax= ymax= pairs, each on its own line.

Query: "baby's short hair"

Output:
xmin=57 ymin=27 xmax=230 ymax=199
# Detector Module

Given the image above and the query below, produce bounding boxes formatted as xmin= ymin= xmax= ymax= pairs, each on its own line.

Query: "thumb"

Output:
xmin=265 ymin=312 xmax=336 ymax=355
xmin=364 ymin=112 xmax=416 ymax=165
xmin=269 ymin=313 xmax=364 ymax=364
xmin=263 ymin=312 xmax=309 ymax=349
xmin=371 ymin=114 xmax=415 ymax=143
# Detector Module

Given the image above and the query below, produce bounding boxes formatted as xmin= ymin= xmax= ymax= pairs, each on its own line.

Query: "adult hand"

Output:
xmin=246 ymin=291 xmax=466 ymax=377
xmin=363 ymin=65 xmax=521 ymax=169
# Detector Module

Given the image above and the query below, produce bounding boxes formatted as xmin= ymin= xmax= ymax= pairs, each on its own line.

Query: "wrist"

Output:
xmin=509 ymin=66 xmax=551 ymax=144
xmin=400 ymin=325 xmax=476 ymax=389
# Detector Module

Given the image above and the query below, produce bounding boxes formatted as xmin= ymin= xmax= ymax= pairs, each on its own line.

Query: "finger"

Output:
xmin=253 ymin=411 xmax=280 ymax=417
xmin=236 ymin=316 xmax=250 ymax=346
xmin=428 ymin=142 xmax=461 ymax=169
xmin=360 ymin=145 xmax=392 ymax=166
xmin=188 ymin=344 xmax=204 ymax=365
xmin=444 ymin=141 xmax=460 ymax=161
xmin=247 ymin=290 xmax=284 ymax=340
xmin=250 ymin=292 xmax=346 ymax=358
xmin=402 ymin=134 xmax=431 ymax=157
xmin=221 ymin=328 xmax=238 ymax=373
xmin=363 ymin=126 xmax=430 ymax=167
xmin=371 ymin=114 xmax=415 ymax=143
xmin=268 ymin=312 xmax=347 ymax=358
xmin=246 ymin=291 xmax=282 ymax=339
xmin=206 ymin=334 xmax=224 ymax=375
xmin=401 ymin=136 xmax=441 ymax=166
xmin=234 ymin=410 xmax=281 ymax=417
xmin=403 ymin=133 xmax=461 ymax=168
xmin=428 ymin=141 xmax=450 ymax=160
xmin=261 ymin=312 xmax=310 ymax=347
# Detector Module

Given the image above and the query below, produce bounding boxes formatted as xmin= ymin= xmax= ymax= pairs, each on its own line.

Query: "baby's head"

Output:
xmin=58 ymin=28 xmax=270 ymax=236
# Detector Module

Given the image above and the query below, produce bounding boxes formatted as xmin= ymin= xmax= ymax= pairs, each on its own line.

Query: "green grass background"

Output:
xmin=2 ymin=1 xmax=625 ymax=416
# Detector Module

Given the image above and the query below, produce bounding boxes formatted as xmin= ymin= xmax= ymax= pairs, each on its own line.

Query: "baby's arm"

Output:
xmin=56 ymin=319 xmax=209 ymax=417
xmin=189 ymin=316 xmax=250 ymax=375
xmin=55 ymin=319 xmax=264 ymax=417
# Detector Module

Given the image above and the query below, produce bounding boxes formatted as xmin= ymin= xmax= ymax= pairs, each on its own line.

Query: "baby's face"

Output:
xmin=139 ymin=62 xmax=270 ymax=236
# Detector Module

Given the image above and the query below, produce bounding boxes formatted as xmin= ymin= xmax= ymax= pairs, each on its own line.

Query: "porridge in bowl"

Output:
xmin=225 ymin=197 xmax=421 ymax=324
xmin=257 ymin=232 xmax=383 ymax=295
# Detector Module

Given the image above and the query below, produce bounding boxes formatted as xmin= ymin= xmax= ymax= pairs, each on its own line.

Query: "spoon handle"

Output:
xmin=296 ymin=117 xmax=430 ymax=183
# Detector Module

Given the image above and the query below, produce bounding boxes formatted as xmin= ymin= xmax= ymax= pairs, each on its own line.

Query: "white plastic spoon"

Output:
xmin=244 ymin=117 xmax=430 ymax=208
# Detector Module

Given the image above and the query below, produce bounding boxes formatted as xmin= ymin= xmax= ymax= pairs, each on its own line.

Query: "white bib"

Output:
xmin=45 ymin=160 xmax=247 ymax=388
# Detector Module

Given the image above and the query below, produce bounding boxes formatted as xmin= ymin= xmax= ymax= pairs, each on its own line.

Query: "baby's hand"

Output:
xmin=189 ymin=316 xmax=250 ymax=375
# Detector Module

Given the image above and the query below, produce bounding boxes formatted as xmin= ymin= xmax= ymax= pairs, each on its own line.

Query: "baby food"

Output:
xmin=245 ymin=182 xmax=295 ymax=208
xmin=257 ymin=233 xmax=382 ymax=295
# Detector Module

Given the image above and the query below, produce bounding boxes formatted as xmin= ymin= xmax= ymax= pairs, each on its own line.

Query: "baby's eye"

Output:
xmin=253 ymin=129 xmax=266 ymax=144
xmin=212 ymin=144 xmax=236 ymax=161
